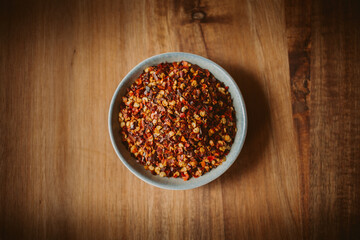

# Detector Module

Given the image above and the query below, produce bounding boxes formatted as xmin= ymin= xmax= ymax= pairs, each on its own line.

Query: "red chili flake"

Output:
xmin=135 ymin=78 xmax=142 ymax=85
xmin=205 ymin=70 xmax=210 ymax=77
xmin=182 ymin=172 xmax=189 ymax=181
xmin=118 ymin=61 xmax=237 ymax=181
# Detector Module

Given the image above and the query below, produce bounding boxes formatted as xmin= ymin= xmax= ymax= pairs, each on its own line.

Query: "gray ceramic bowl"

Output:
xmin=109 ymin=52 xmax=247 ymax=190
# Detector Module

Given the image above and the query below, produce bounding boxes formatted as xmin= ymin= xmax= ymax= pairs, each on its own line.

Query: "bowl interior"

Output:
xmin=109 ymin=52 xmax=247 ymax=190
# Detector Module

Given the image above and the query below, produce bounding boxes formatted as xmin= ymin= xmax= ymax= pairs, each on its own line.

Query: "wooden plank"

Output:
xmin=310 ymin=0 xmax=360 ymax=239
xmin=284 ymin=0 xmax=311 ymax=238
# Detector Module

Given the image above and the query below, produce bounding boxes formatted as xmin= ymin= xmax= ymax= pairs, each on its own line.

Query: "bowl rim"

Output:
xmin=108 ymin=52 xmax=247 ymax=190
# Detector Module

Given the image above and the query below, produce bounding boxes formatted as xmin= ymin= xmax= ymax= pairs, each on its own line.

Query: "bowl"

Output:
xmin=108 ymin=52 xmax=247 ymax=190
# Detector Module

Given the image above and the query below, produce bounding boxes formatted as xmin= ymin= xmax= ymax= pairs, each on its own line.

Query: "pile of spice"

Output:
xmin=119 ymin=61 xmax=237 ymax=181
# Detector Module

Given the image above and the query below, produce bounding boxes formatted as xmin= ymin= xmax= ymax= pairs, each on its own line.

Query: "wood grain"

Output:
xmin=309 ymin=0 xmax=360 ymax=239
xmin=285 ymin=0 xmax=311 ymax=238
xmin=0 ymin=0 xmax=359 ymax=239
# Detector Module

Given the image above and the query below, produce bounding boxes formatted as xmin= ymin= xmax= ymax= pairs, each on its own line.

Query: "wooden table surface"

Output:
xmin=1 ymin=0 xmax=359 ymax=239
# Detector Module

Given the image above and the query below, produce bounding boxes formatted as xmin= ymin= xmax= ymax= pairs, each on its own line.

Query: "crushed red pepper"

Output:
xmin=119 ymin=61 xmax=237 ymax=180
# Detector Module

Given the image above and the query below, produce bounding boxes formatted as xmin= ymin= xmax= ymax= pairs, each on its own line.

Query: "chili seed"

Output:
xmin=224 ymin=135 xmax=231 ymax=142
xmin=181 ymin=106 xmax=188 ymax=112
xmin=209 ymin=129 xmax=214 ymax=136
